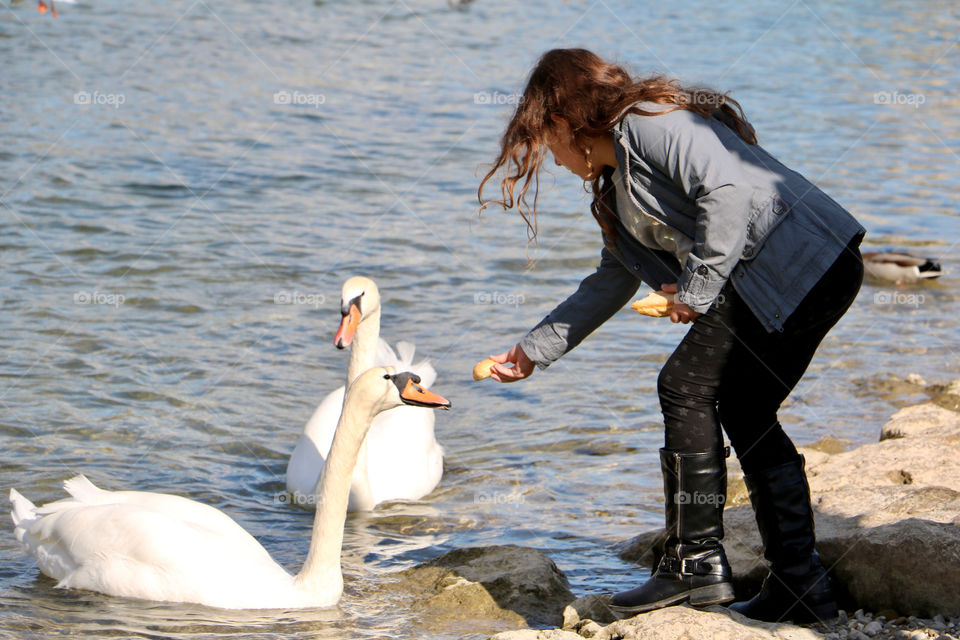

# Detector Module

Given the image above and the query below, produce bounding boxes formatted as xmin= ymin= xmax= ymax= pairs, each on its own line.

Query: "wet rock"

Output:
xmin=397 ymin=545 xmax=573 ymax=628
xmin=933 ymin=380 xmax=960 ymax=412
xmin=804 ymin=437 xmax=850 ymax=455
xmin=905 ymin=373 xmax=927 ymax=386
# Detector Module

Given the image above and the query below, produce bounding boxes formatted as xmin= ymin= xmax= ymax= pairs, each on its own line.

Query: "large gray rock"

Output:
xmin=618 ymin=400 xmax=960 ymax=617
xmin=395 ymin=545 xmax=574 ymax=629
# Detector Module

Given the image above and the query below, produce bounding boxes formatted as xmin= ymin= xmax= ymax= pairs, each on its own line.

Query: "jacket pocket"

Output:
xmin=741 ymin=193 xmax=791 ymax=261
xmin=750 ymin=209 xmax=829 ymax=298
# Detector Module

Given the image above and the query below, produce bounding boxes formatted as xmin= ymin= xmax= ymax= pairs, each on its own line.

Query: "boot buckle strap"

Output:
xmin=660 ymin=556 xmax=716 ymax=576
xmin=682 ymin=558 xmax=707 ymax=575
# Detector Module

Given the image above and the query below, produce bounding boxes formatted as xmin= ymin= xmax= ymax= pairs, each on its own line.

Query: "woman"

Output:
xmin=478 ymin=49 xmax=864 ymax=624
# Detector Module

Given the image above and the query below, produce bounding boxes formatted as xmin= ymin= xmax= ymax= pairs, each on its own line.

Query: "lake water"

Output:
xmin=1 ymin=0 xmax=957 ymax=638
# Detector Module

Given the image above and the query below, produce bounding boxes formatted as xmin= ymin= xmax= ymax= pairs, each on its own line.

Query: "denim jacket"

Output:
xmin=518 ymin=106 xmax=865 ymax=369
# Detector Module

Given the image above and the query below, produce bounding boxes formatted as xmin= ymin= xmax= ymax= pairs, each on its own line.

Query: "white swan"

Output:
xmin=286 ymin=276 xmax=444 ymax=511
xmin=9 ymin=367 xmax=451 ymax=609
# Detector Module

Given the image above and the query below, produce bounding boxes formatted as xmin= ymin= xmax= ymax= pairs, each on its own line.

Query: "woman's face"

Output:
xmin=545 ymin=121 xmax=595 ymax=180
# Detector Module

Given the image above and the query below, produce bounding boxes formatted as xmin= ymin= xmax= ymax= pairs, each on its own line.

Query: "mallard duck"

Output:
xmin=862 ymin=252 xmax=943 ymax=285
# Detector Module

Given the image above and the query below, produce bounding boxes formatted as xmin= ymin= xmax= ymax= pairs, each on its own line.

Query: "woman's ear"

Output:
xmin=548 ymin=114 xmax=572 ymax=141
xmin=549 ymin=114 xmax=571 ymax=133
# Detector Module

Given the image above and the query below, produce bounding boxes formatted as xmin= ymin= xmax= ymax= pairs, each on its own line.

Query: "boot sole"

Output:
xmin=609 ymin=582 xmax=735 ymax=616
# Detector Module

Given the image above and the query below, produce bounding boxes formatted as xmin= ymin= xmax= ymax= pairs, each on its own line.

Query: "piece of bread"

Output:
xmin=630 ymin=291 xmax=675 ymax=318
xmin=472 ymin=358 xmax=497 ymax=381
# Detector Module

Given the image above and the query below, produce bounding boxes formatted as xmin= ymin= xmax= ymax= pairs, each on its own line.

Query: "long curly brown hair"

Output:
xmin=478 ymin=48 xmax=757 ymax=245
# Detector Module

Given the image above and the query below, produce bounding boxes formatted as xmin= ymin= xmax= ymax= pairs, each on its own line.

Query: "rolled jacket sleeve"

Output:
xmin=519 ymin=246 xmax=641 ymax=369
xmin=631 ymin=113 xmax=754 ymax=312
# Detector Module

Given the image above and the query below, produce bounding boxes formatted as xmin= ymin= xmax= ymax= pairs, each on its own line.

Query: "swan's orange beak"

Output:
xmin=334 ymin=304 xmax=361 ymax=349
xmin=400 ymin=378 xmax=451 ymax=410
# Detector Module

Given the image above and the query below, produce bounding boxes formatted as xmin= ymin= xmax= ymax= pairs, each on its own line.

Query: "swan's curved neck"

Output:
xmin=345 ymin=308 xmax=380 ymax=385
xmin=295 ymin=385 xmax=378 ymax=593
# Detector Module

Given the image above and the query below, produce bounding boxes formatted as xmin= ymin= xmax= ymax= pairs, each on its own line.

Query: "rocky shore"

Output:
xmin=391 ymin=381 xmax=960 ymax=639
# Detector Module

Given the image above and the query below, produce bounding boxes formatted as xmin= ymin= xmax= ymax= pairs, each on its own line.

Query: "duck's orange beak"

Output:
xmin=37 ymin=0 xmax=57 ymax=17
xmin=334 ymin=303 xmax=361 ymax=349
xmin=400 ymin=378 xmax=451 ymax=410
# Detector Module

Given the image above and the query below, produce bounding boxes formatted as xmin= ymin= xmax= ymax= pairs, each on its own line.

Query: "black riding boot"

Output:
xmin=729 ymin=456 xmax=838 ymax=623
xmin=610 ymin=448 xmax=734 ymax=616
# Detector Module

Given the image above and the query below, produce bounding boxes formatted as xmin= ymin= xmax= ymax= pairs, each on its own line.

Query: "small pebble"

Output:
xmin=838 ymin=610 xmax=849 ymax=624
xmin=905 ymin=373 xmax=927 ymax=385
xmin=864 ymin=620 xmax=884 ymax=636
xmin=850 ymin=630 xmax=871 ymax=640
xmin=575 ymin=620 xmax=602 ymax=638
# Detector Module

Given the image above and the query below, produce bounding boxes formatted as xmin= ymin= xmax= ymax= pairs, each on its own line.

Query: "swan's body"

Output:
xmin=10 ymin=368 xmax=450 ymax=609
xmin=863 ymin=251 xmax=943 ymax=284
xmin=286 ymin=277 xmax=443 ymax=510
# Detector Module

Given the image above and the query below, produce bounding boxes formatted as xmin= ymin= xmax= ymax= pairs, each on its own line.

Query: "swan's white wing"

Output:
xmin=376 ymin=339 xmax=436 ymax=388
xmin=375 ymin=337 xmax=399 ymax=365
xmin=60 ymin=475 xmax=249 ymax=538
xmin=11 ymin=480 xmax=297 ymax=609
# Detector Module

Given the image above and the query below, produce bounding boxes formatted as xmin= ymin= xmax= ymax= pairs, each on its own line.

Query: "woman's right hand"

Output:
xmin=488 ymin=344 xmax=535 ymax=383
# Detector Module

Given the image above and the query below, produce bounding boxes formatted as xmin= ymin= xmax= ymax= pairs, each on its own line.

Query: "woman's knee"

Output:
xmin=658 ymin=361 xmax=719 ymax=413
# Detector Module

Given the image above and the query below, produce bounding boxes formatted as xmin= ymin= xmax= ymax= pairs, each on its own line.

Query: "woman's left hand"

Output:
xmin=660 ymin=283 xmax=702 ymax=324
